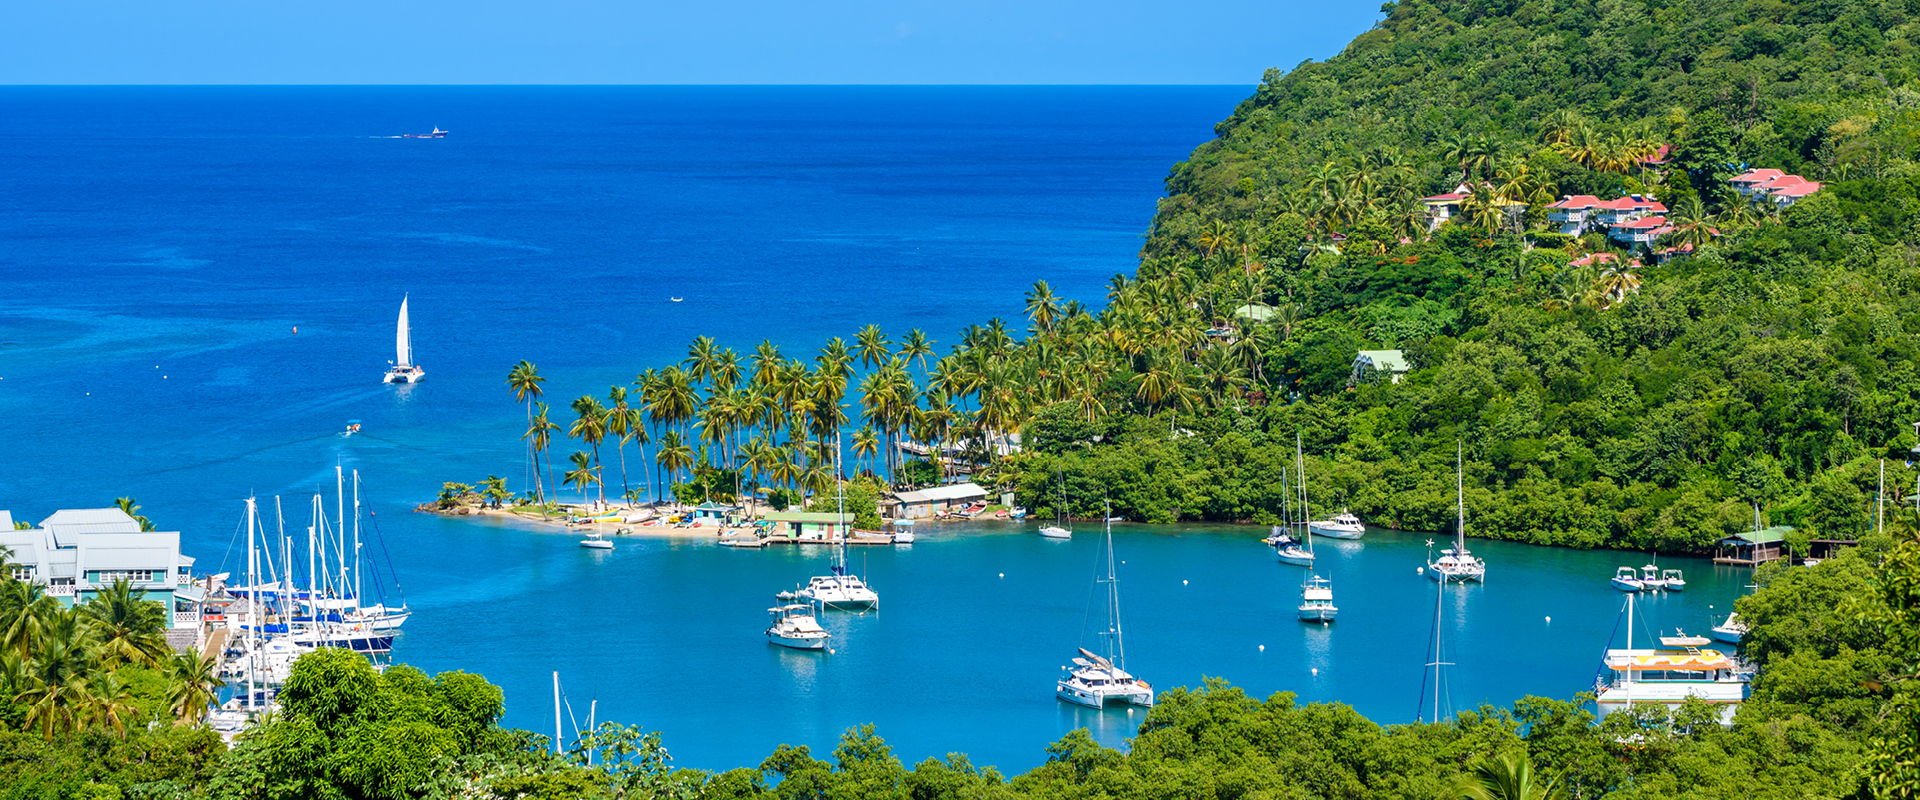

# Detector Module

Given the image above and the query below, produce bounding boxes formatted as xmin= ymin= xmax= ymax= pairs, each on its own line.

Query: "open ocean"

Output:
xmin=0 ymin=86 xmax=1753 ymax=773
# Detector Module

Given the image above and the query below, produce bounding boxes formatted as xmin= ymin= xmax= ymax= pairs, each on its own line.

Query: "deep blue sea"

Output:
xmin=0 ymin=86 xmax=1753 ymax=774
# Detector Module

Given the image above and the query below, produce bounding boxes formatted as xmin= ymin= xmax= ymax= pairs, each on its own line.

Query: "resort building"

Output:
xmin=0 ymin=507 xmax=206 ymax=649
xmin=1730 ymin=168 xmax=1823 ymax=208
xmin=1593 ymin=195 xmax=1665 ymax=229
xmin=1349 ymin=349 xmax=1410 ymax=385
xmin=1422 ymin=184 xmax=1476 ymax=231
xmin=1608 ymin=214 xmax=1673 ymax=246
xmin=886 ymin=482 xmax=989 ymax=520
xmin=1545 ymin=195 xmax=1605 ymax=235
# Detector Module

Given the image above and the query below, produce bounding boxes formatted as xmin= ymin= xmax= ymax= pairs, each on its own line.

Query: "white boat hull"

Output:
xmin=768 ymin=631 xmax=828 ymax=650
xmin=1038 ymin=526 xmax=1072 ymax=539
xmin=1308 ymin=524 xmax=1364 ymax=539
xmin=1276 ymin=548 xmax=1315 ymax=566
xmin=1298 ymin=605 xmax=1338 ymax=622
xmin=1056 ymin=680 xmax=1153 ymax=708
xmin=383 ymin=368 xmax=425 ymax=384
xmin=1611 ymin=577 xmax=1644 ymax=592
xmin=580 ymin=540 xmax=613 ymax=549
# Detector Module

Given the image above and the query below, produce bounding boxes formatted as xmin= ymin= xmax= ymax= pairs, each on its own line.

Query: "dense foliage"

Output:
xmin=9 ymin=528 xmax=1920 ymax=798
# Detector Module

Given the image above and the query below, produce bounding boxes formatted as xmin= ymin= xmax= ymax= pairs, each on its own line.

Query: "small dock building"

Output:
xmin=1714 ymin=525 xmax=1794 ymax=566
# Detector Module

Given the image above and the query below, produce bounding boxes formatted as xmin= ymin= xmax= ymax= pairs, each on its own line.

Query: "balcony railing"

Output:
xmin=47 ymin=583 xmax=74 ymax=597
xmin=173 ymin=611 xmax=202 ymax=626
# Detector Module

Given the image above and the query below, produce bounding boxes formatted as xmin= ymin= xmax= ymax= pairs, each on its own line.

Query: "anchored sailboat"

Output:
xmin=796 ymin=428 xmax=878 ymax=610
xmin=383 ymin=294 xmax=425 ymax=384
xmin=1057 ymin=505 xmax=1153 ymax=708
xmin=1427 ymin=442 xmax=1485 ymax=582
xmin=1276 ymin=434 xmax=1316 ymax=566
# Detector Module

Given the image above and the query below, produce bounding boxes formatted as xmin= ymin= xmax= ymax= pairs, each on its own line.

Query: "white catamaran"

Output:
xmin=1428 ymin=442 xmax=1486 ymax=582
xmin=383 ymin=294 xmax=425 ymax=383
xmin=1057 ymin=508 xmax=1154 ymax=708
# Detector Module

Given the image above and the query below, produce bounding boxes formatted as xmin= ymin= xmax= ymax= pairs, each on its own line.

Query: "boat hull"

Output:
xmin=1276 ymin=549 xmax=1315 ymax=566
xmin=1611 ymin=577 xmax=1643 ymax=592
xmin=1038 ymin=526 xmax=1071 ymax=539
xmin=1308 ymin=524 xmax=1364 ymax=539
xmin=1055 ymin=681 xmax=1153 ymax=708
xmin=1297 ymin=606 xmax=1338 ymax=622
xmin=767 ymin=632 xmax=828 ymax=650
xmin=1710 ymin=626 xmax=1744 ymax=644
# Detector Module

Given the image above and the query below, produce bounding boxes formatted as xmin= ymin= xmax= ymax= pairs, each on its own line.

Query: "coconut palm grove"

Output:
xmin=10 ymin=0 xmax=1920 ymax=795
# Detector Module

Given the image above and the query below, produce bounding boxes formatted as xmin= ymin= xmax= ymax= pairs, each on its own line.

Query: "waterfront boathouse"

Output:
xmin=886 ymin=482 xmax=989 ymax=519
xmin=0 ymin=507 xmax=206 ymax=650
xmin=763 ymin=511 xmax=854 ymax=540
xmin=1714 ymin=525 xmax=1795 ymax=566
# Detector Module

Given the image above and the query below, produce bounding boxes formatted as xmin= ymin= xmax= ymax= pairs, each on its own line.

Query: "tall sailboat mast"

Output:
xmin=335 ymin=467 xmax=348 ymax=601
xmin=1102 ymin=503 xmax=1125 ymax=670
xmin=353 ymin=470 xmax=362 ymax=608
xmin=245 ymin=497 xmax=258 ymax=709
xmin=1456 ymin=441 xmax=1466 ymax=555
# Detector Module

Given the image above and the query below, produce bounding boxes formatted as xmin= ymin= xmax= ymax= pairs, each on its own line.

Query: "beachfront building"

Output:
xmin=0 ymin=508 xmax=205 ymax=649
xmin=762 ymin=511 xmax=855 ymax=540
xmin=886 ymin=482 xmax=989 ymax=520
xmin=1350 ymin=350 xmax=1410 ymax=386
xmin=1714 ymin=525 xmax=1794 ymax=566
xmin=690 ymin=501 xmax=738 ymax=526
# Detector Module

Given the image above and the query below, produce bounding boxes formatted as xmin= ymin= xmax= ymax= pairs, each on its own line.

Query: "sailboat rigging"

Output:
xmin=1427 ymin=441 xmax=1486 ymax=582
xmin=383 ymin=294 xmax=425 ymax=383
xmin=1057 ymin=503 xmax=1153 ymax=708
xmin=796 ymin=427 xmax=878 ymax=610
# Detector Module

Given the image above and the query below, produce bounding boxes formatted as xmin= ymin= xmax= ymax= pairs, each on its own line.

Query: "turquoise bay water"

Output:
xmin=0 ymin=86 xmax=1753 ymax=773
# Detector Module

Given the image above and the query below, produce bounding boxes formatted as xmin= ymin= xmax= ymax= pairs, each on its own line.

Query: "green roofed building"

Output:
xmin=762 ymin=511 xmax=853 ymax=541
xmin=1351 ymin=350 xmax=1410 ymax=385
xmin=1233 ymin=303 xmax=1275 ymax=322
xmin=1714 ymin=525 xmax=1794 ymax=566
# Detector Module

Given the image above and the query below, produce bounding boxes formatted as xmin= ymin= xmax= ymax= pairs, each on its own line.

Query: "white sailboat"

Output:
xmin=1276 ymin=436 xmax=1315 ymax=566
xmin=383 ymin=294 xmax=425 ymax=383
xmin=1428 ymin=442 xmax=1485 ymax=582
xmin=796 ymin=429 xmax=878 ymax=610
xmin=1057 ymin=508 xmax=1153 ymax=708
xmin=1039 ymin=470 xmax=1072 ymax=539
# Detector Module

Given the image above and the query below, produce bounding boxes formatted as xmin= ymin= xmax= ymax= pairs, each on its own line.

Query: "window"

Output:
xmin=87 ymin=570 xmax=157 ymax=584
xmin=9 ymin=566 xmax=32 ymax=581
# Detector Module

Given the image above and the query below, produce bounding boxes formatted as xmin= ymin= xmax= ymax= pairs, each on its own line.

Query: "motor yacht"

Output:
xmin=1297 ymin=575 xmax=1337 ymax=622
xmin=766 ymin=604 xmax=830 ymax=650
xmin=1309 ymin=511 xmax=1366 ymax=539
xmin=1611 ymin=566 xmax=1645 ymax=591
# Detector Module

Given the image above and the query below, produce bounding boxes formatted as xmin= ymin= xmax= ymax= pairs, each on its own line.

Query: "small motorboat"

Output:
xmin=669 ymin=297 xmax=684 ymax=303
xmin=1710 ymin=611 xmax=1747 ymax=644
xmin=891 ymin=519 xmax=916 ymax=544
xmin=1659 ymin=630 xmax=1712 ymax=647
xmin=1610 ymin=566 xmax=1644 ymax=592
xmin=579 ymin=532 xmax=613 ymax=550
xmin=766 ymin=605 xmax=830 ymax=650
xmin=1661 ymin=569 xmax=1685 ymax=591
xmin=401 ymin=127 xmax=449 ymax=138
xmin=1297 ymin=575 xmax=1337 ymax=623
xmin=1009 ymin=508 xmax=1028 ymax=519
xmin=343 ymin=419 xmax=362 ymax=436
xmin=1639 ymin=564 xmax=1668 ymax=590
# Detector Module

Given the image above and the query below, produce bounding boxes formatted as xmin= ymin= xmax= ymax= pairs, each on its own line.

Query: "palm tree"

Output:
xmin=80 ymin=578 xmax=169 ymax=668
xmin=899 ymin=329 xmax=935 ymax=375
xmin=88 ymin=670 xmax=140 ymax=736
xmin=563 ymin=451 xmax=600 ymax=506
xmin=621 ymin=408 xmax=651 ymax=506
xmin=523 ymin=404 xmax=559 ymax=505
xmin=684 ymin=335 xmax=722 ymax=388
xmin=1024 ymin=280 xmax=1062 ymax=334
xmin=853 ymin=325 xmax=894 ymax=372
xmin=18 ymin=609 xmax=96 ymax=738
xmin=0 ymin=580 xmax=54 ymax=658
xmin=112 ymin=498 xmax=155 ymax=532
xmin=569 ymin=395 xmax=610 ymax=507
xmin=1661 ymin=196 xmax=1717 ymax=253
xmin=605 ymin=387 xmax=634 ymax=502
xmin=851 ymin=426 xmax=881 ymax=478
xmin=1451 ymin=752 xmax=1562 ymax=800
xmin=655 ymin=432 xmax=695 ymax=502
xmin=507 ymin=361 xmax=547 ymax=499
xmin=165 ymin=646 xmax=224 ymax=725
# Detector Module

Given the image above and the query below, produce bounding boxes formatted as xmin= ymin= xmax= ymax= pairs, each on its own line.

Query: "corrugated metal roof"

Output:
xmin=764 ymin=512 xmax=852 ymax=523
xmin=894 ymin=483 xmax=988 ymax=504
xmin=1721 ymin=525 xmax=1794 ymax=545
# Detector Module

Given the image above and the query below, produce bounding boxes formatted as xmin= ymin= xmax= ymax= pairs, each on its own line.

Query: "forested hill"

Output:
xmin=1152 ymin=0 xmax=1916 ymax=238
xmin=999 ymin=0 xmax=1920 ymax=551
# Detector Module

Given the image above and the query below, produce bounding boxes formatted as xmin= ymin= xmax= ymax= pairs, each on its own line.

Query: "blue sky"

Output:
xmin=2 ymin=1 xmax=1385 ymax=84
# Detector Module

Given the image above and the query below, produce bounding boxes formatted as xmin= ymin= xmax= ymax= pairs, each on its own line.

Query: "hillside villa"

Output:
xmin=0 ymin=507 xmax=209 ymax=651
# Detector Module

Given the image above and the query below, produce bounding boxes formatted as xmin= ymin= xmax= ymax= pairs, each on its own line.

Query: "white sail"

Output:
xmin=395 ymin=295 xmax=411 ymax=368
